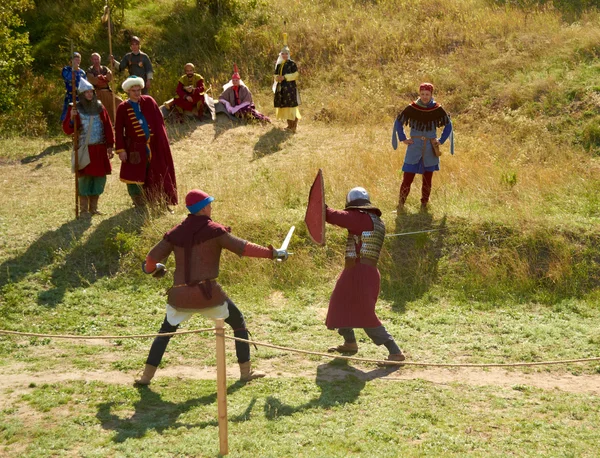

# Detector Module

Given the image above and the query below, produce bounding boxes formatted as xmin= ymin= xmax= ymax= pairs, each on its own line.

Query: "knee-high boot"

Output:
xmin=79 ymin=196 xmax=90 ymax=217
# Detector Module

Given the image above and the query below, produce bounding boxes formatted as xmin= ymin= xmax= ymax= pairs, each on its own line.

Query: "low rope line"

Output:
xmin=0 ymin=328 xmax=216 ymax=340
xmin=225 ymin=336 xmax=600 ymax=368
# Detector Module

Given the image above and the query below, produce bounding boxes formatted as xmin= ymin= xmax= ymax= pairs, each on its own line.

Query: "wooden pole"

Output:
xmin=71 ymin=46 xmax=80 ymax=219
xmin=215 ymin=318 xmax=229 ymax=456
xmin=106 ymin=2 xmax=117 ymax=125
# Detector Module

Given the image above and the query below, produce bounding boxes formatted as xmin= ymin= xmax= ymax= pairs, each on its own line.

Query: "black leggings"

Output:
xmin=146 ymin=299 xmax=250 ymax=367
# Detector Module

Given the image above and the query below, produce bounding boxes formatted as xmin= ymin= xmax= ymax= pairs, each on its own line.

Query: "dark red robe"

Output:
xmin=115 ymin=95 xmax=178 ymax=205
xmin=325 ymin=208 xmax=382 ymax=329
xmin=62 ymin=105 xmax=113 ymax=177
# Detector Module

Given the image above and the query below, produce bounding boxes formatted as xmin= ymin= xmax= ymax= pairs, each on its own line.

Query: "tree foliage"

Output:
xmin=0 ymin=0 xmax=33 ymax=112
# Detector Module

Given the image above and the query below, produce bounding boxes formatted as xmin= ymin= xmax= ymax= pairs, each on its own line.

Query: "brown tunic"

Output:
xmin=148 ymin=232 xmax=246 ymax=309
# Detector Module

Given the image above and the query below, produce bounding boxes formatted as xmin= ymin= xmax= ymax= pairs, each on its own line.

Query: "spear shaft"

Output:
xmin=71 ymin=44 xmax=80 ymax=219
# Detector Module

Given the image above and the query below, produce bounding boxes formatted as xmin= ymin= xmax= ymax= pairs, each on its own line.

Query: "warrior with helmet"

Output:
xmin=135 ymin=189 xmax=290 ymax=385
xmin=320 ymin=185 xmax=405 ymax=364
xmin=62 ymin=78 xmax=114 ymax=216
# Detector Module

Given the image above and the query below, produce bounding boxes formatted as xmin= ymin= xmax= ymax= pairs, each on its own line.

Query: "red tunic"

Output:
xmin=62 ymin=105 xmax=113 ymax=177
xmin=325 ymin=208 xmax=382 ymax=329
xmin=173 ymin=74 xmax=205 ymax=113
xmin=115 ymin=95 xmax=178 ymax=205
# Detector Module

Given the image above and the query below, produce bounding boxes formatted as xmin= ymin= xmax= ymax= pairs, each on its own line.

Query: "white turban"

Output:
xmin=77 ymin=78 xmax=94 ymax=93
xmin=122 ymin=76 xmax=145 ymax=92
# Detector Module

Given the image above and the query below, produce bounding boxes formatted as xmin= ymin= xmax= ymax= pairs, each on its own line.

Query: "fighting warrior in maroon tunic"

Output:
xmin=115 ymin=76 xmax=178 ymax=208
xmin=135 ymin=189 xmax=290 ymax=385
xmin=306 ymin=179 xmax=405 ymax=363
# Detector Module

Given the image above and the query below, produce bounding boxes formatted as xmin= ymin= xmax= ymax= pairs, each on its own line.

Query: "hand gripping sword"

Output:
xmin=274 ymin=226 xmax=295 ymax=262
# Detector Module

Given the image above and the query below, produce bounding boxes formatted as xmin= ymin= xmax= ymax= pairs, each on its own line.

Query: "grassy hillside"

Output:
xmin=1 ymin=0 xmax=600 ymax=456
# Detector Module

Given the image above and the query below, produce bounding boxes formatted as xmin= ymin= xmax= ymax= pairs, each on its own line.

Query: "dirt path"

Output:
xmin=1 ymin=362 xmax=598 ymax=399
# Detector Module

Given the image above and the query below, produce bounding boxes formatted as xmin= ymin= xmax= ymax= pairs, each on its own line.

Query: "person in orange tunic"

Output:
xmin=86 ymin=52 xmax=123 ymax=125
xmin=62 ymin=78 xmax=114 ymax=216
xmin=115 ymin=76 xmax=178 ymax=208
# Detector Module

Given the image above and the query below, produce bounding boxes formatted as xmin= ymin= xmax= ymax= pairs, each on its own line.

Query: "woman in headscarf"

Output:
xmin=273 ymin=34 xmax=301 ymax=132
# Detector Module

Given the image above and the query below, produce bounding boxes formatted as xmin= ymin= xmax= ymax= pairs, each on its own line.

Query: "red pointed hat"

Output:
xmin=185 ymin=189 xmax=214 ymax=214
xmin=231 ymin=63 xmax=240 ymax=80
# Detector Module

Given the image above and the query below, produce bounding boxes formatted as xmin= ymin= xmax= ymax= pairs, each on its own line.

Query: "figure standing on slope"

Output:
xmin=86 ymin=52 xmax=123 ymax=125
xmin=273 ymin=33 xmax=301 ymax=133
xmin=115 ymin=76 xmax=178 ymax=209
xmin=62 ymin=78 xmax=114 ymax=216
xmin=392 ymin=82 xmax=453 ymax=211
xmin=60 ymin=52 xmax=87 ymax=122
xmin=135 ymin=189 xmax=289 ymax=385
xmin=111 ymin=36 xmax=153 ymax=94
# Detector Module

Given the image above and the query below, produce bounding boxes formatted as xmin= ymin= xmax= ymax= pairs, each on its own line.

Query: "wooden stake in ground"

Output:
xmin=215 ymin=318 xmax=229 ymax=455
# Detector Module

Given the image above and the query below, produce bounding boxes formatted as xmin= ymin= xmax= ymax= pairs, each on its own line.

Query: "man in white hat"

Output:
xmin=324 ymin=187 xmax=406 ymax=364
xmin=115 ymin=76 xmax=178 ymax=208
xmin=62 ymin=78 xmax=114 ymax=216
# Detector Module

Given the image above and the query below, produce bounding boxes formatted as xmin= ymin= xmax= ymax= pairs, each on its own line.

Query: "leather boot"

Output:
xmin=377 ymin=351 xmax=406 ymax=367
xmin=327 ymin=341 xmax=358 ymax=354
xmin=131 ymin=194 xmax=146 ymax=208
xmin=134 ymin=364 xmax=157 ymax=385
xmin=239 ymin=361 xmax=266 ymax=381
xmin=79 ymin=196 xmax=90 ymax=217
xmin=89 ymin=195 xmax=102 ymax=215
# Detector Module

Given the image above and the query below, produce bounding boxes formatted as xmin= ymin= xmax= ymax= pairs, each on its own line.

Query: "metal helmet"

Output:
xmin=345 ymin=186 xmax=382 ymax=216
xmin=346 ymin=187 xmax=370 ymax=206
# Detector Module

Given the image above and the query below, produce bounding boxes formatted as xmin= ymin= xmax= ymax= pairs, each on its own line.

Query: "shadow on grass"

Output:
xmin=264 ymin=359 xmax=400 ymax=419
xmin=164 ymin=116 xmax=201 ymax=143
xmin=252 ymin=127 xmax=292 ymax=160
xmin=212 ymin=113 xmax=245 ymax=141
xmin=34 ymin=207 xmax=146 ymax=307
xmin=20 ymin=141 xmax=71 ymax=164
xmin=96 ymin=381 xmax=247 ymax=443
xmin=0 ymin=218 xmax=92 ymax=290
xmin=380 ymin=211 xmax=447 ymax=312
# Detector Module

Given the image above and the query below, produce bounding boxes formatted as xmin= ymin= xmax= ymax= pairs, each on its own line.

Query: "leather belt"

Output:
xmin=344 ymin=258 xmax=378 ymax=268
xmin=171 ymin=278 xmax=215 ymax=288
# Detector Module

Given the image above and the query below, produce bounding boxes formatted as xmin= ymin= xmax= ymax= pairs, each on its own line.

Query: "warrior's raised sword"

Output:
xmin=274 ymin=226 xmax=295 ymax=262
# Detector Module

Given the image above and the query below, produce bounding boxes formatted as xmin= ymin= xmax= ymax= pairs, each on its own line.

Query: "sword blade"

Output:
xmin=279 ymin=226 xmax=295 ymax=251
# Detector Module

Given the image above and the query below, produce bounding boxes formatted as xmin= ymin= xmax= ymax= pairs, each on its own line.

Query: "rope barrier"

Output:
xmin=0 ymin=328 xmax=216 ymax=340
xmin=225 ymin=336 xmax=600 ymax=368
xmin=1 ymin=328 xmax=599 ymax=368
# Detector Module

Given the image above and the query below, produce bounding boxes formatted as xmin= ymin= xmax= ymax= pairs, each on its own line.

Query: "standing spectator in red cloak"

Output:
xmin=115 ymin=76 xmax=178 ymax=209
